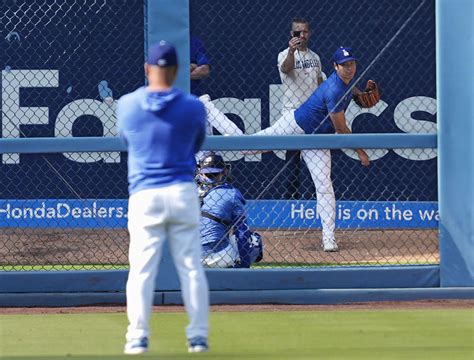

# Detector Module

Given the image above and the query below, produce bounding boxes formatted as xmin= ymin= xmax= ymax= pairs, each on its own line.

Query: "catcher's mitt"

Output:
xmin=353 ymin=80 xmax=381 ymax=108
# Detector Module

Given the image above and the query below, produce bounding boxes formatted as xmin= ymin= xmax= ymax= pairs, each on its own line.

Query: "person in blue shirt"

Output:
xmin=190 ymin=36 xmax=211 ymax=97
xmin=196 ymin=152 xmax=263 ymax=268
xmin=252 ymin=47 xmax=370 ymax=252
xmin=117 ymin=41 xmax=209 ymax=355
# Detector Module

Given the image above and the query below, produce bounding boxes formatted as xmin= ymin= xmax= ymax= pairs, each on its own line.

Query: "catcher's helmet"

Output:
xmin=196 ymin=152 xmax=230 ymax=197
xmin=198 ymin=152 xmax=228 ymax=174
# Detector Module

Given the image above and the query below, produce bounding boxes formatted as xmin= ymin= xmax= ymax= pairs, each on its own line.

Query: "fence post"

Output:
xmin=436 ymin=0 xmax=474 ymax=286
xmin=146 ymin=0 xmax=190 ymax=93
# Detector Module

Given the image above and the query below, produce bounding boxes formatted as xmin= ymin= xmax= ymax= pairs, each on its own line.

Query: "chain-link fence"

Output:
xmin=0 ymin=0 xmax=437 ymax=271
xmin=0 ymin=0 xmax=141 ymax=270
xmin=190 ymin=0 xmax=437 ymax=269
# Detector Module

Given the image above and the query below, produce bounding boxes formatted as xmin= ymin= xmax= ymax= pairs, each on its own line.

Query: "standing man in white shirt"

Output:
xmin=277 ymin=17 xmax=325 ymax=200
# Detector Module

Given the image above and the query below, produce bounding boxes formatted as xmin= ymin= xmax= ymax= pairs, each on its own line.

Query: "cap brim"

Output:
xmin=200 ymin=168 xmax=223 ymax=174
xmin=336 ymin=57 xmax=357 ymax=64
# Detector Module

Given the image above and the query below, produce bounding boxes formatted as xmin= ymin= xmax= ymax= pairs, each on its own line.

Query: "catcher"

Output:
xmin=196 ymin=152 xmax=263 ymax=268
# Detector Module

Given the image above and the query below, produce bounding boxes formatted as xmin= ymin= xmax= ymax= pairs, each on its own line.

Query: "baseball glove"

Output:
xmin=353 ymin=80 xmax=381 ymax=108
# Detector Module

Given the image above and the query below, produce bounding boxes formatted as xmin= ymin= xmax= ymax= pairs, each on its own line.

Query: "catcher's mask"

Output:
xmin=196 ymin=152 xmax=230 ymax=192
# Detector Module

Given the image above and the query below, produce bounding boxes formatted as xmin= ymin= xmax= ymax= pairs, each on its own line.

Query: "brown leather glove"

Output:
xmin=353 ymin=80 xmax=381 ymax=108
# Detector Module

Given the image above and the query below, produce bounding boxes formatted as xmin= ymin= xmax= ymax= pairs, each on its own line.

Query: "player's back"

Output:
xmin=200 ymin=184 xmax=245 ymax=245
xmin=117 ymin=87 xmax=206 ymax=195
xmin=294 ymin=71 xmax=352 ymax=134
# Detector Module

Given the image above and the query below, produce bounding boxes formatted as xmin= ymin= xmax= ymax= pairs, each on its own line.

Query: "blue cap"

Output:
xmin=333 ymin=47 xmax=357 ymax=64
xmin=147 ymin=40 xmax=177 ymax=67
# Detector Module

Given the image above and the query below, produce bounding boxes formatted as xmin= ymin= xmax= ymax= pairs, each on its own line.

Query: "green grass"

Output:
xmin=1 ymin=309 xmax=473 ymax=359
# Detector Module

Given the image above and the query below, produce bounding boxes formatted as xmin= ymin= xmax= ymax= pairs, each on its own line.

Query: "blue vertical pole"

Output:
xmin=436 ymin=0 xmax=474 ymax=286
xmin=146 ymin=0 xmax=191 ymax=291
xmin=146 ymin=0 xmax=190 ymax=93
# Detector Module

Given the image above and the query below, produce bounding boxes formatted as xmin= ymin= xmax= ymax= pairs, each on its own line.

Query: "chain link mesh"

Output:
xmin=1 ymin=0 xmax=141 ymax=270
xmin=0 ymin=0 xmax=438 ymax=271
xmin=190 ymin=0 xmax=437 ymax=268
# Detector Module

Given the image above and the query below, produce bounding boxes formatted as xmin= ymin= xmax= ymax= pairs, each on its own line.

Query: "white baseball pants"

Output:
xmin=199 ymin=94 xmax=243 ymax=136
xmin=125 ymin=183 xmax=209 ymax=342
xmin=254 ymin=110 xmax=336 ymax=243
xmin=201 ymin=235 xmax=240 ymax=268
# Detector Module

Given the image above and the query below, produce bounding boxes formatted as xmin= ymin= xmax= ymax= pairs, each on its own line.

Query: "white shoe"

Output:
xmin=323 ymin=240 xmax=338 ymax=252
xmin=124 ymin=337 xmax=148 ymax=355
xmin=199 ymin=94 xmax=211 ymax=103
xmin=187 ymin=336 xmax=209 ymax=353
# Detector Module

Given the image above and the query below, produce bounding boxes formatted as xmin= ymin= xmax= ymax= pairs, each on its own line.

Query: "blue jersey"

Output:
xmin=294 ymin=71 xmax=354 ymax=134
xmin=200 ymin=183 xmax=253 ymax=267
xmin=190 ymin=36 xmax=211 ymax=96
xmin=117 ymin=87 xmax=206 ymax=195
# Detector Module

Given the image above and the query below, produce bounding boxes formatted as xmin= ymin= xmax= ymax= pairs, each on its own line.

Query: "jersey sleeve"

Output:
xmin=277 ymin=49 xmax=288 ymax=82
xmin=315 ymin=54 xmax=323 ymax=78
xmin=116 ymin=97 xmax=125 ymax=138
xmin=116 ymin=93 xmax=134 ymax=143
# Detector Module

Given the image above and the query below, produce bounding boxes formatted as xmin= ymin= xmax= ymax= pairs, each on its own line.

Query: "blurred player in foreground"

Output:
xmin=251 ymin=47 xmax=375 ymax=252
xmin=196 ymin=152 xmax=263 ymax=268
xmin=117 ymin=41 xmax=209 ymax=355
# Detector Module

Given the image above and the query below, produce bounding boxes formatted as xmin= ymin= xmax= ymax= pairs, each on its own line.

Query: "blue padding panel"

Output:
xmin=0 ymin=270 xmax=129 ymax=293
xmin=165 ymin=288 xmax=474 ymax=305
xmin=1 ymin=288 xmax=472 ymax=307
xmin=0 ymin=266 xmax=439 ymax=293
xmin=0 ymin=134 xmax=437 ymax=154
xmin=147 ymin=0 xmax=190 ymax=93
xmin=0 ymin=137 xmax=126 ymax=154
xmin=205 ymin=266 xmax=439 ymax=290
xmin=436 ymin=0 xmax=474 ymax=287
xmin=203 ymin=134 xmax=437 ymax=151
